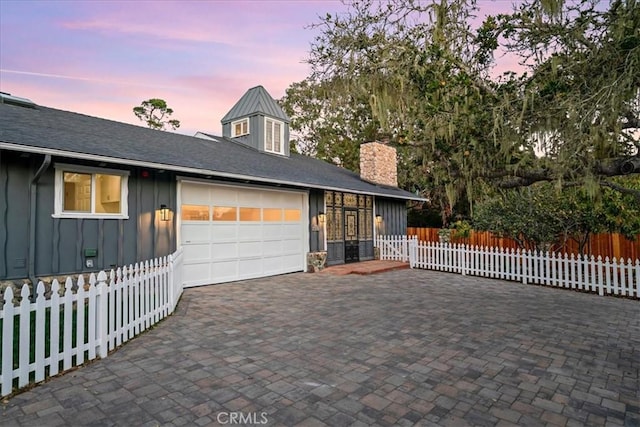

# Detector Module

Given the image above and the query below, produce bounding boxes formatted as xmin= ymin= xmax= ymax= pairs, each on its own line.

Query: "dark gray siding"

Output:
xmin=0 ymin=151 xmax=176 ymax=281
xmin=222 ymin=114 xmax=291 ymax=157
xmin=327 ymin=242 xmax=344 ymax=266
xmin=0 ymin=151 xmax=30 ymax=279
xmin=375 ymin=197 xmax=408 ymax=236
xmin=359 ymin=241 xmax=374 ymax=261
xmin=308 ymin=189 xmax=325 ymax=252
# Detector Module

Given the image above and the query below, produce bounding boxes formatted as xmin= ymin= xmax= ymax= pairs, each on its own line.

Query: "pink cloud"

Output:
xmin=2 ymin=0 xmax=526 ymax=141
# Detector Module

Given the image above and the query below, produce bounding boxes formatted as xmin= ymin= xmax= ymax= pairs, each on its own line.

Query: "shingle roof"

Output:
xmin=0 ymin=102 xmax=422 ymax=201
xmin=220 ymin=85 xmax=289 ymax=123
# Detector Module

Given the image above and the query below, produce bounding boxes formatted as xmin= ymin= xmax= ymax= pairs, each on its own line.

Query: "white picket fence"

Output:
xmin=377 ymin=236 xmax=640 ymax=298
xmin=0 ymin=248 xmax=184 ymax=398
xmin=376 ymin=235 xmax=412 ymax=262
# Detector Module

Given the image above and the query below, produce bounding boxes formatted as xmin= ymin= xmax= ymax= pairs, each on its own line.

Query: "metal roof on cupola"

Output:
xmin=220 ymin=85 xmax=290 ymax=124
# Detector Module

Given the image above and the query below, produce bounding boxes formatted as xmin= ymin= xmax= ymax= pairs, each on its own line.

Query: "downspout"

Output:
xmin=29 ymin=154 xmax=51 ymax=288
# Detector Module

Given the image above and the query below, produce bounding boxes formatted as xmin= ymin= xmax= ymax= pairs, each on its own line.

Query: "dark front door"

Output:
xmin=344 ymin=209 xmax=359 ymax=263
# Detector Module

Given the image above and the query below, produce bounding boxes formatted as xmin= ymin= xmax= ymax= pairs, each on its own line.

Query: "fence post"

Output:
xmin=168 ymin=253 xmax=175 ymax=314
xmin=96 ymin=271 xmax=109 ymax=359
xmin=634 ymin=259 xmax=640 ymax=299
xmin=460 ymin=244 xmax=467 ymax=276
xmin=1 ymin=287 xmax=15 ymax=397
xmin=408 ymin=236 xmax=417 ymax=268
xmin=597 ymin=256 xmax=604 ymax=296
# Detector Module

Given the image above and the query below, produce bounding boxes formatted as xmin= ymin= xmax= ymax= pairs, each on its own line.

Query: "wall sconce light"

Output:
xmin=160 ymin=204 xmax=171 ymax=221
xmin=375 ymin=214 xmax=383 ymax=223
xmin=318 ymin=211 xmax=326 ymax=223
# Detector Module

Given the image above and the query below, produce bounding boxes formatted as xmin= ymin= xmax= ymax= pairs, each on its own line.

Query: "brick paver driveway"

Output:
xmin=2 ymin=270 xmax=639 ymax=426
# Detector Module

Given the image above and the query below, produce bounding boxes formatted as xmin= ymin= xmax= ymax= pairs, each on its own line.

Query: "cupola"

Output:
xmin=221 ymin=86 xmax=291 ymax=156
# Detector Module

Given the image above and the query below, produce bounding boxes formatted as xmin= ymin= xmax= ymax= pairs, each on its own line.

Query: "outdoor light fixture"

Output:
xmin=318 ymin=211 xmax=326 ymax=223
xmin=375 ymin=214 xmax=383 ymax=223
xmin=160 ymin=204 xmax=170 ymax=221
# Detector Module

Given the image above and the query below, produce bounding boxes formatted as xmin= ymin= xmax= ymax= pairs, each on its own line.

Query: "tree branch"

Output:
xmin=601 ymin=180 xmax=640 ymax=204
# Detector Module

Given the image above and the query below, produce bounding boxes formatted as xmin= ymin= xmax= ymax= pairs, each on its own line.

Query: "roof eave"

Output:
xmin=0 ymin=141 xmax=425 ymax=201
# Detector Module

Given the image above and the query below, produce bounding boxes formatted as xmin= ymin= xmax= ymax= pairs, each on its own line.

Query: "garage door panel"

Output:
xmin=181 ymin=224 xmax=210 ymax=243
xmin=281 ymin=194 xmax=302 ymax=208
xmin=183 ymin=262 xmax=210 ymax=286
xmin=281 ymin=240 xmax=302 ymax=253
xmin=263 ymin=224 xmax=283 ymax=238
xmin=212 ymin=242 xmax=239 ymax=259
xmin=262 ymin=258 xmax=283 ymax=275
xmin=211 ymin=224 xmax=237 ymax=241
xmin=238 ymin=241 xmax=262 ymax=257
xmin=211 ymin=187 xmax=239 ymax=204
xmin=211 ymin=260 xmax=238 ymax=280
xmin=182 ymin=184 xmax=211 ymax=204
xmin=238 ymin=258 xmax=263 ymax=277
xmin=282 ymin=254 xmax=301 ymax=270
xmin=238 ymin=189 xmax=262 ymax=205
xmin=282 ymin=224 xmax=301 ymax=238
xmin=263 ymin=240 xmax=282 ymax=254
xmin=238 ymin=224 xmax=262 ymax=240
xmin=183 ymin=243 xmax=210 ymax=261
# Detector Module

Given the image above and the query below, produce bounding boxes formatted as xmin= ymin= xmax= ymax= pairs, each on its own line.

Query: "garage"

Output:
xmin=179 ymin=181 xmax=308 ymax=287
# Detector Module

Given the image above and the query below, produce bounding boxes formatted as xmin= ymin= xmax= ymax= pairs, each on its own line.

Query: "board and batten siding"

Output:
xmin=0 ymin=151 xmax=176 ymax=280
xmin=222 ymin=114 xmax=291 ymax=157
xmin=308 ymin=189 xmax=325 ymax=253
xmin=375 ymin=197 xmax=408 ymax=236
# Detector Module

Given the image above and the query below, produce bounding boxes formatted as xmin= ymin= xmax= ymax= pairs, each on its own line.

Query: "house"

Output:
xmin=0 ymin=87 xmax=422 ymax=287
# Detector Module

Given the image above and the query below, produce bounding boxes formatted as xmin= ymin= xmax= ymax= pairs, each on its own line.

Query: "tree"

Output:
xmin=133 ymin=98 xmax=181 ymax=131
xmin=473 ymin=178 xmax=640 ymax=253
xmin=281 ymin=79 xmax=380 ymax=171
xmin=472 ymin=186 xmax=567 ymax=251
xmin=477 ymin=0 xmax=640 ymax=197
xmin=284 ymin=0 xmax=499 ymax=224
xmin=284 ymin=0 xmax=640 ymax=221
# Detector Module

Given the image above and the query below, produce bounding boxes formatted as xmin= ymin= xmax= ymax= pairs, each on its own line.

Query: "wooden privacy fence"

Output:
xmin=377 ymin=236 xmax=640 ymax=298
xmin=407 ymin=227 xmax=640 ymax=261
xmin=0 ymin=248 xmax=184 ymax=398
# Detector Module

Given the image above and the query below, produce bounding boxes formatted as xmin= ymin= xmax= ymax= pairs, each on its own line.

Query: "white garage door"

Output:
xmin=179 ymin=181 xmax=307 ymax=287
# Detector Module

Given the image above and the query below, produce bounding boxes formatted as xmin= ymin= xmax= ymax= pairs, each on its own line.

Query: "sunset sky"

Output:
xmin=1 ymin=1 xmax=513 ymax=136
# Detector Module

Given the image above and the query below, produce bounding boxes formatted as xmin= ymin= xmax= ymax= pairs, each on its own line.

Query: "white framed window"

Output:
xmin=232 ymin=118 xmax=249 ymax=137
xmin=265 ymin=118 xmax=284 ymax=154
xmin=53 ymin=164 xmax=129 ymax=219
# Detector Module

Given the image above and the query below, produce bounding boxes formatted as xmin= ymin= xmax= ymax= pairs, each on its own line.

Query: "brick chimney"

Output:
xmin=359 ymin=141 xmax=398 ymax=187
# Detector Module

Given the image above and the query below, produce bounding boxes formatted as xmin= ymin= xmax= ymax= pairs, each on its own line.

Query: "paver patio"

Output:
xmin=1 ymin=269 xmax=638 ymax=426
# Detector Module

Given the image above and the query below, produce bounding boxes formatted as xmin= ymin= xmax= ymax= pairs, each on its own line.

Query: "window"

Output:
xmin=232 ymin=118 xmax=249 ymax=137
xmin=239 ymin=207 xmax=260 ymax=221
xmin=182 ymin=205 xmax=209 ymax=221
xmin=265 ymin=118 xmax=284 ymax=154
xmin=284 ymin=209 xmax=301 ymax=222
xmin=54 ymin=165 xmax=129 ymax=218
xmin=263 ymin=208 xmax=282 ymax=221
xmin=212 ymin=206 xmax=237 ymax=221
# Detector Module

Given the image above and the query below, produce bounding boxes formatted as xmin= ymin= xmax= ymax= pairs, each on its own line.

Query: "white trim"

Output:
xmin=53 ymin=165 xmax=129 ymax=219
xmin=177 ymin=176 xmax=310 ymax=196
xmin=0 ymin=142 xmax=425 ymax=201
xmin=323 ymin=194 xmax=328 ymax=252
xmin=54 ymin=163 xmax=131 ymax=177
xmin=264 ymin=117 xmax=285 ymax=155
xmin=231 ymin=118 xmax=250 ymax=137
xmin=301 ymin=193 xmax=310 ymax=273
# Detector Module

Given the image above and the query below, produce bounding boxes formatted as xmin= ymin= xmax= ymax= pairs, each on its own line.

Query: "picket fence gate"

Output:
xmin=376 ymin=235 xmax=412 ymax=262
xmin=0 ymin=248 xmax=184 ymax=398
xmin=377 ymin=236 xmax=640 ymax=298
